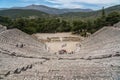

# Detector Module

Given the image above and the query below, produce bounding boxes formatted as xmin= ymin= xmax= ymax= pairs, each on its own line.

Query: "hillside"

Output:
xmin=1 ymin=4 xmax=93 ymax=14
xmin=61 ymin=5 xmax=120 ymax=18
xmin=0 ymin=9 xmax=49 ymax=18
xmin=0 ymin=5 xmax=119 ymax=19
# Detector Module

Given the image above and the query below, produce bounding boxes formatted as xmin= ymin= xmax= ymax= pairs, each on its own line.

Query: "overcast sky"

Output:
xmin=0 ymin=0 xmax=120 ymax=10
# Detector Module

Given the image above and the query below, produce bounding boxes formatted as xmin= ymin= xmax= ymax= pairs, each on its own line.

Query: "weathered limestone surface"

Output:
xmin=0 ymin=25 xmax=6 ymax=33
xmin=75 ymin=26 xmax=120 ymax=59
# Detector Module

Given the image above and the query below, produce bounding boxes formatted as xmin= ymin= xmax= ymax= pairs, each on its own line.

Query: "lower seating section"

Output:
xmin=5 ymin=59 xmax=120 ymax=80
xmin=0 ymin=51 xmax=45 ymax=79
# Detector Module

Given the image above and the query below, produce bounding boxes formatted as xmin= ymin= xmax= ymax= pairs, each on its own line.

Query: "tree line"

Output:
xmin=0 ymin=10 xmax=120 ymax=36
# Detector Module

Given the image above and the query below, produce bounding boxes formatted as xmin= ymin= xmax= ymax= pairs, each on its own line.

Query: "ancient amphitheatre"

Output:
xmin=0 ymin=22 xmax=120 ymax=80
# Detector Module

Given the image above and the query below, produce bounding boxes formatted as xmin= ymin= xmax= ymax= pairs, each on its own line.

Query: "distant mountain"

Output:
xmin=0 ymin=5 xmax=119 ymax=18
xmin=1 ymin=4 xmax=93 ymax=14
xmin=105 ymin=5 xmax=120 ymax=12
xmin=0 ymin=8 xmax=7 ymax=10
xmin=0 ymin=9 xmax=49 ymax=18
xmin=61 ymin=5 xmax=120 ymax=18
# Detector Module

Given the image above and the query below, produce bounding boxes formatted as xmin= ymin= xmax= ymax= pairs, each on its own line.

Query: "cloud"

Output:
xmin=21 ymin=0 xmax=38 ymax=1
xmin=46 ymin=0 xmax=119 ymax=4
xmin=19 ymin=0 xmax=120 ymax=9
xmin=45 ymin=0 xmax=120 ymax=9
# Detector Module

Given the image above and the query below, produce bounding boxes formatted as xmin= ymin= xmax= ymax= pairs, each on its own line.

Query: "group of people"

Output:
xmin=16 ymin=43 xmax=25 ymax=48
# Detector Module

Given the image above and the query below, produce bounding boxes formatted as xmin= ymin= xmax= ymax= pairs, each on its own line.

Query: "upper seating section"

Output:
xmin=0 ymin=25 xmax=7 ymax=33
xmin=76 ymin=22 xmax=120 ymax=58
xmin=0 ymin=25 xmax=50 ymax=57
xmin=114 ymin=22 xmax=120 ymax=28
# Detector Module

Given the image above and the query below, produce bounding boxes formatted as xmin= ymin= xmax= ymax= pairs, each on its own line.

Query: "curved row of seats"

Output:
xmin=0 ymin=50 xmax=46 ymax=80
xmin=76 ymin=22 xmax=120 ymax=58
xmin=0 ymin=28 xmax=52 ymax=58
xmin=4 ymin=64 xmax=33 ymax=77
xmin=5 ymin=59 xmax=115 ymax=80
xmin=0 ymin=25 xmax=6 ymax=33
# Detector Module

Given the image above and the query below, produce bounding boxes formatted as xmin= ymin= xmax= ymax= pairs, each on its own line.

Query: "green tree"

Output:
xmin=101 ymin=7 xmax=106 ymax=18
xmin=106 ymin=11 xmax=120 ymax=26
xmin=0 ymin=16 xmax=12 ymax=27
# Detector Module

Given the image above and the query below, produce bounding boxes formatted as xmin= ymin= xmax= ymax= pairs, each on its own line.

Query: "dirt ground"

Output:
xmin=46 ymin=41 xmax=80 ymax=53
